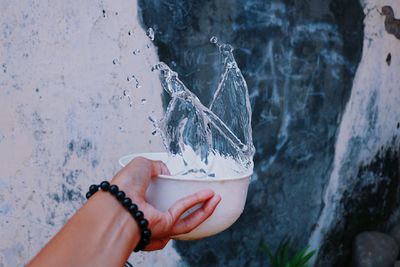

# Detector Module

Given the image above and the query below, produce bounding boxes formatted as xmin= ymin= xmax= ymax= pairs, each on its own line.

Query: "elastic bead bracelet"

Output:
xmin=85 ymin=181 xmax=151 ymax=252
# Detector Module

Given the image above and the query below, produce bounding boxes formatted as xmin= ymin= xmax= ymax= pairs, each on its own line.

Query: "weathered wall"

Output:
xmin=138 ymin=0 xmax=400 ymax=266
xmin=309 ymin=0 xmax=400 ymax=265
xmin=1 ymin=0 xmax=400 ymax=266
xmin=0 ymin=0 xmax=182 ymax=266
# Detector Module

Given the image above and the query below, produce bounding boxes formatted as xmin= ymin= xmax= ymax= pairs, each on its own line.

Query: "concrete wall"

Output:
xmin=2 ymin=0 xmax=400 ymax=266
xmin=0 ymin=0 xmax=181 ymax=266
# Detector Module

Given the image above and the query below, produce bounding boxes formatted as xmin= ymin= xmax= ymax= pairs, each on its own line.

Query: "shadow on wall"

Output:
xmin=137 ymin=0 xmax=369 ymax=266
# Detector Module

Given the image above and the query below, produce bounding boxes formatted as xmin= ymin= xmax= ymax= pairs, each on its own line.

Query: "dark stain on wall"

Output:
xmin=386 ymin=53 xmax=392 ymax=66
xmin=138 ymin=0 xmax=364 ymax=265
xmin=63 ymin=138 xmax=96 ymax=167
xmin=317 ymin=140 xmax=400 ymax=266
xmin=63 ymin=169 xmax=82 ymax=186
xmin=381 ymin=5 xmax=400 ymax=40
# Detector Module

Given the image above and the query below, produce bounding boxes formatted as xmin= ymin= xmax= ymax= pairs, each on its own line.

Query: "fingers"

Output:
xmin=151 ymin=160 xmax=170 ymax=177
xmin=112 ymin=157 xmax=170 ymax=198
xmin=142 ymin=238 xmax=170 ymax=251
xmin=171 ymin=194 xmax=221 ymax=235
xmin=127 ymin=157 xmax=170 ymax=177
xmin=121 ymin=157 xmax=170 ymax=182
xmin=166 ymin=190 xmax=215 ymax=226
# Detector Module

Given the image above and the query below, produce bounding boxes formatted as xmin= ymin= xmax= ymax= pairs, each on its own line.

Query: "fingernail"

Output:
xmin=161 ymin=162 xmax=171 ymax=175
xmin=212 ymin=194 xmax=221 ymax=202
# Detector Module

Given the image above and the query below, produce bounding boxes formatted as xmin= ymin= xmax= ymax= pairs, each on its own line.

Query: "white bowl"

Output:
xmin=119 ymin=152 xmax=251 ymax=240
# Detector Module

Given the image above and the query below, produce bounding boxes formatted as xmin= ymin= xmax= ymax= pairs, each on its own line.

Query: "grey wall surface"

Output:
xmin=138 ymin=0 xmax=400 ymax=266
xmin=0 ymin=0 xmax=183 ymax=266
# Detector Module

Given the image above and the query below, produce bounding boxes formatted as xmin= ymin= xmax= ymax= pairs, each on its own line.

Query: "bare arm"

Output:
xmin=28 ymin=157 xmax=221 ymax=267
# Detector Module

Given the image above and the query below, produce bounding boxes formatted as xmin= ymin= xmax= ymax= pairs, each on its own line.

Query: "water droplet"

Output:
xmin=128 ymin=30 xmax=132 ymax=36
xmin=133 ymin=49 xmax=140 ymax=55
xmin=141 ymin=98 xmax=147 ymax=104
xmin=151 ymin=62 xmax=167 ymax=72
xmin=209 ymin=36 xmax=218 ymax=44
xmin=148 ymin=116 xmax=156 ymax=123
xmin=112 ymin=59 xmax=118 ymax=65
xmin=128 ymin=75 xmax=141 ymax=88
xmin=146 ymin=28 xmax=155 ymax=41
xmin=151 ymin=130 xmax=157 ymax=136
xmin=121 ymin=90 xmax=133 ymax=107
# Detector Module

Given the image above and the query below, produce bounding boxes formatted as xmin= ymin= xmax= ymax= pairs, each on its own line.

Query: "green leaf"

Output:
xmin=261 ymin=239 xmax=316 ymax=267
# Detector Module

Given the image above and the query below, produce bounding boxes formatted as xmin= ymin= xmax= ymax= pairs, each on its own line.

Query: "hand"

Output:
xmin=111 ymin=157 xmax=221 ymax=250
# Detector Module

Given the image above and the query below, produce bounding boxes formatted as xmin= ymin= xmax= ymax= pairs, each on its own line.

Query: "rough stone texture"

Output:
xmin=390 ymin=224 xmax=400 ymax=245
xmin=138 ymin=0 xmax=400 ymax=266
xmin=310 ymin=1 xmax=400 ymax=266
xmin=0 ymin=0 xmax=182 ymax=266
xmin=353 ymin=231 xmax=399 ymax=267
xmin=138 ymin=0 xmax=364 ymax=266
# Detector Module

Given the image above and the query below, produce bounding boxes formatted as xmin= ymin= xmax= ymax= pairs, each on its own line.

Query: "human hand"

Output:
xmin=111 ymin=157 xmax=221 ymax=250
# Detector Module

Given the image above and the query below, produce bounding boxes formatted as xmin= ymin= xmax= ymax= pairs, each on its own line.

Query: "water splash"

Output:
xmin=153 ymin=40 xmax=255 ymax=177
xmin=209 ymin=43 xmax=254 ymax=159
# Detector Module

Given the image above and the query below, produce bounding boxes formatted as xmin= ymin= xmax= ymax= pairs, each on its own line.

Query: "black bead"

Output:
xmin=89 ymin=184 xmax=98 ymax=194
xmin=128 ymin=204 xmax=138 ymax=214
xmin=109 ymin=185 xmax=119 ymax=195
xmin=100 ymin=181 xmax=110 ymax=191
xmin=86 ymin=191 xmax=93 ymax=199
xmin=142 ymin=229 xmax=151 ymax=238
xmin=116 ymin=191 xmax=125 ymax=201
xmin=139 ymin=219 xmax=148 ymax=228
xmin=141 ymin=238 xmax=150 ymax=245
xmin=134 ymin=211 xmax=144 ymax=220
xmin=122 ymin=197 xmax=132 ymax=208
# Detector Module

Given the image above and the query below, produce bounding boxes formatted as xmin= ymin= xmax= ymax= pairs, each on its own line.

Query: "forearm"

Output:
xmin=28 ymin=191 xmax=140 ymax=267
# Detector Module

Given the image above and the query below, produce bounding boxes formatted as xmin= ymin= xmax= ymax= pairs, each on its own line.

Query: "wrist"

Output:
xmin=86 ymin=181 xmax=152 ymax=251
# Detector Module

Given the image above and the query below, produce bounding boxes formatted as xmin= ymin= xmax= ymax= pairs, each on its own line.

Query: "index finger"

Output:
xmin=112 ymin=157 xmax=170 ymax=197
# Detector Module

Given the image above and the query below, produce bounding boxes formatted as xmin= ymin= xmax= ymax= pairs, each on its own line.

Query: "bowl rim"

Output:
xmin=119 ymin=152 xmax=253 ymax=182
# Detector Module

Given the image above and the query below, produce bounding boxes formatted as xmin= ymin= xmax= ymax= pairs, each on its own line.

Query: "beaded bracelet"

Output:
xmin=85 ymin=181 xmax=151 ymax=252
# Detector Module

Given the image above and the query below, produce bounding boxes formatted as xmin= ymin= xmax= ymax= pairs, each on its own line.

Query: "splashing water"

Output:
xmin=153 ymin=41 xmax=255 ymax=178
